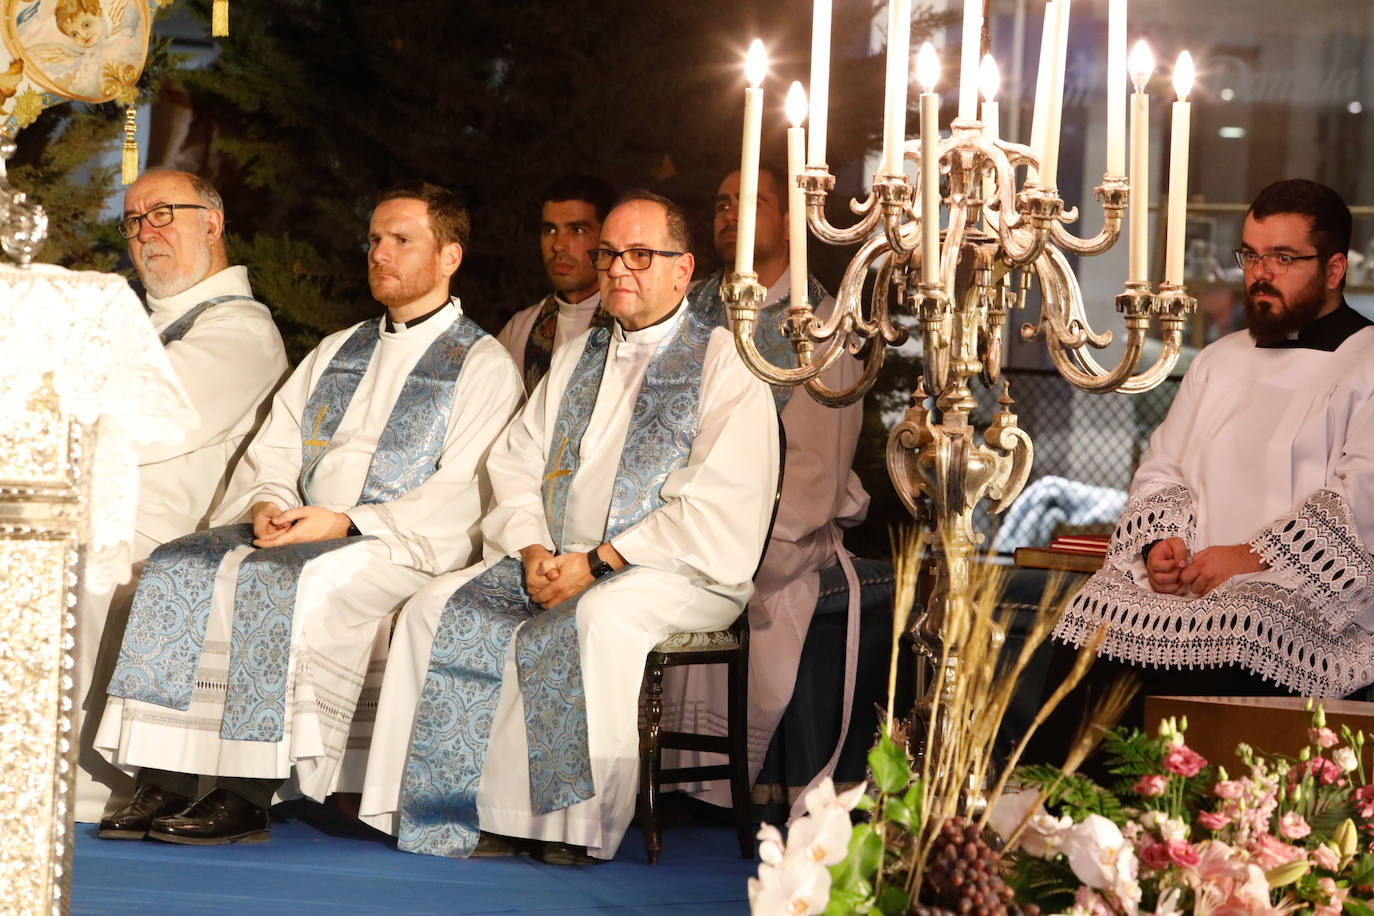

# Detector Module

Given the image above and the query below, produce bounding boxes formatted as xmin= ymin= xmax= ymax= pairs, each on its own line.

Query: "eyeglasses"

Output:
xmin=1232 ymin=248 xmax=1321 ymax=275
xmin=587 ymin=247 xmax=684 ymax=271
xmin=116 ymin=204 xmax=209 ymax=239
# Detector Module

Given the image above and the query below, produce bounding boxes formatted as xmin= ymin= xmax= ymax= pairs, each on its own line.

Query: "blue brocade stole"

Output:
xmin=156 ymin=294 xmax=256 ymax=346
xmin=398 ymin=311 xmax=713 ymax=857
xmin=687 ymin=269 xmax=827 ymax=413
xmin=108 ymin=315 xmax=486 ymax=742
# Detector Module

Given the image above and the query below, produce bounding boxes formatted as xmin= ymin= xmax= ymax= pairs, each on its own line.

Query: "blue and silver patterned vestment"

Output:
xmin=398 ymin=311 xmax=714 ymax=857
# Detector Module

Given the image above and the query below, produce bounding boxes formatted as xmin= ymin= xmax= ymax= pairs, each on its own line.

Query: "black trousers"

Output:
xmin=139 ymin=768 xmax=283 ymax=810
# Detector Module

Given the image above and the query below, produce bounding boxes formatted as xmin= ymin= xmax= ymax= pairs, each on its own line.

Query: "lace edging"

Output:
xmin=1252 ymin=488 xmax=1374 ymax=633
xmin=1107 ymin=482 xmax=1196 ymax=563
xmin=1055 ymin=564 xmax=1374 ymax=697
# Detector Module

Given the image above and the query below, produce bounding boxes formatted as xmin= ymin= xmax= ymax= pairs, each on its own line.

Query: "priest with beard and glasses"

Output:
xmin=94 ymin=181 xmax=524 ymax=846
xmin=356 ymin=191 xmax=779 ymax=864
xmin=1052 ymin=178 xmax=1374 ymax=722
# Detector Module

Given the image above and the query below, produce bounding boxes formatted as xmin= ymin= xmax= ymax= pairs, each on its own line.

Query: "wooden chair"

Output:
xmin=637 ymin=417 xmax=785 ymax=865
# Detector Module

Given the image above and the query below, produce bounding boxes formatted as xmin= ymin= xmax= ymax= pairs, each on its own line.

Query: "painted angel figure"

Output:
xmin=16 ymin=0 xmax=141 ymax=100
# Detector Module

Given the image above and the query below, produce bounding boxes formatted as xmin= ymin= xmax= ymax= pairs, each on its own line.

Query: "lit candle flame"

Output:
xmin=1172 ymin=50 xmax=1194 ymax=101
xmin=978 ymin=54 xmax=999 ymax=103
xmin=746 ymin=39 xmax=767 ymax=88
xmin=1128 ymin=40 xmax=1154 ymax=93
xmin=917 ymin=42 xmax=940 ymax=94
xmin=786 ymin=82 xmax=808 ymax=127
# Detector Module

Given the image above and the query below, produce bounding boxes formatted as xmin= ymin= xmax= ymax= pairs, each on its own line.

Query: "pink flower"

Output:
xmin=1165 ymin=839 xmax=1201 ymax=868
xmin=1311 ymin=727 xmax=1339 ymax=749
xmin=1198 ymin=809 xmax=1231 ymax=831
xmin=1252 ymin=832 xmax=1305 ymax=869
xmin=1356 ymin=785 xmax=1374 ymax=819
xmin=1312 ymin=844 xmax=1341 ymax=871
xmin=1163 ymin=744 xmax=1207 ymax=778
xmin=1139 ymin=841 xmax=1171 ymax=872
xmin=1315 ymin=876 xmax=1349 ymax=916
xmin=1315 ymin=757 xmax=1343 ymax=785
xmin=1214 ymin=779 xmax=1244 ymax=800
xmin=1134 ymin=774 xmax=1168 ymax=797
xmin=1072 ymin=886 xmax=1113 ymax=916
xmin=1280 ymin=811 xmax=1311 ymax=840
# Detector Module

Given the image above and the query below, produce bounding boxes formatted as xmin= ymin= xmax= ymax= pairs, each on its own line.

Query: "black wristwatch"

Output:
xmin=587 ymin=547 xmax=614 ymax=580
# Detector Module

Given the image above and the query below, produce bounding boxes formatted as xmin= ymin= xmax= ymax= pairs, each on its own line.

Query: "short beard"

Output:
xmin=139 ymin=237 xmax=213 ymax=299
xmin=1244 ymin=278 xmax=1326 ymax=346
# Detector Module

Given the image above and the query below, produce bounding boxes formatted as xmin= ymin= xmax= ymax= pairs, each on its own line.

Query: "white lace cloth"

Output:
xmin=0 ymin=263 xmax=194 ymax=592
xmin=1056 ymin=482 xmax=1374 ymax=697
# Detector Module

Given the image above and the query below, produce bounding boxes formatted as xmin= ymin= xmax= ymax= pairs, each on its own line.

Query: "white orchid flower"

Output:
xmin=1063 ymin=814 xmax=1130 ymax=890
xmin=748 ymin=855 xmax=832 ymax=915
xmin=988 ymin=789 xmax=1071 ymax=857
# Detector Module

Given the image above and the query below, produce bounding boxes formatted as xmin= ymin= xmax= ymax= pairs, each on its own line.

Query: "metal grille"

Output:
xmin=971 ymin=368 xmax=1181 ymax=553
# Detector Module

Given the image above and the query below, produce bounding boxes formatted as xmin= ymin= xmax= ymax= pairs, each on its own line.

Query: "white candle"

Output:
xmin=1106 ymin=0 xmax=1127 ymax=175
xmin=881 ymin=0 xmax=912 ymax=176
xmin=1028 ymin=0 xmax=1057 ymax=183
xmin=736 ymin=40 xmax=768 ymax=276
xmin=1041 ymin=0 xmax=1072 ymax=189
xmin=1128 ymin=41 xmax=1153 ymax=283
xmin=958 ymin=0 xmax=983 ymax=122
xmin=918 ymin=43 xmax=941 ymax=285
xmin=980 ymin=55 xmax=1000 ymax=232
xmin=1164 ymin=50 xmax=1194 ymax=286
xmin=808 ymin=0 xmax=832 ymax=166
xmin=787 ymin=82 xmax=810 ymax=308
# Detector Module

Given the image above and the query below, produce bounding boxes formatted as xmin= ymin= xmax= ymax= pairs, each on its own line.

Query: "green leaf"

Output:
xmin=825 ymin=884 xmax=872 ymax=916
xmin=1344 ymin=897 xmax=1374 ymax=916
xmin=855 ymin=793 xmax=876 ymax=812
xmin=903 ymin=781 xmax=924 ymax=824
xmin=883 ymin=797 xmax=913 ymax=829
xmin=851 ymin=824 xmax=885 ymax=878
xmin=869 ymin=733 xmax=912 ymax=796
xmin=1349 ymin=853 xmax=1374 ymax=888
xmin=875 ymin=884 xmax=911 ymax=915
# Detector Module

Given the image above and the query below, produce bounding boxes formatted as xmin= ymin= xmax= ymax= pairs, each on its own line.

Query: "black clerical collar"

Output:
xmin=1255 ymin=300 xmax=1372 ymax=352
xmin=384 ymin=301 xmax=450 ymax=333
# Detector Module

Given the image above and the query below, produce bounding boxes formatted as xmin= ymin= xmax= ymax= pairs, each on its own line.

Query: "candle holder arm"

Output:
xmin=1049 ymin=175 xmax=1128 ymax=256
xmin=802 ymin=167 xmax=884 ymax=246
xmin=804 ymin=335 xmax=886 ymax=407
xmin=1058 ymin=282 xmax=1194 ymax=393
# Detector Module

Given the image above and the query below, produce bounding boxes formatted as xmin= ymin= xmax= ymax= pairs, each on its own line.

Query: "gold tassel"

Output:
xmin=122 ymin=106 xmax=138 ymax=185
xmin=212 ymin=0 xmax=228 ymax=36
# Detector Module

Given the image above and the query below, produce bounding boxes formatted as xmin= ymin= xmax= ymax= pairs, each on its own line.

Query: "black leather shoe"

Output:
xmin=98 ymin=783 xmax=190 ymax=839
xmin=537 ymin=841 xmax=605 ymax=866
xmin=147 ymin=787 xmax=270 ymax=846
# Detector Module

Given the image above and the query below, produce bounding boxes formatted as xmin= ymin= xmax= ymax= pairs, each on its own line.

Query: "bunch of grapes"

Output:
xmin=908 ymin=817 xmax=1039 ymax=916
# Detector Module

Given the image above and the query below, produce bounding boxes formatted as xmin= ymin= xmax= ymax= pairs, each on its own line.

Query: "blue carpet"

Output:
xmin=71 ymin=805 xmax=758 ymax=915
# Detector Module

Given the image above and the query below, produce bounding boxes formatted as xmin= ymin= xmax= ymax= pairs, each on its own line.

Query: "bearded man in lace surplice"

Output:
xmin=1055 ymin=179 xmax=1374 ymax=703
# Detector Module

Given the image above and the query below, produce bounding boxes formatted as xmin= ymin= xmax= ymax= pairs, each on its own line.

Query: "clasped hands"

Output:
xmin=1144 ymin=536 xmax=1267 ymax=596
xmin=251 ymin=501 xmax=352 ymax=548
xmin=519 ymin=543 xmax=622 ymax=610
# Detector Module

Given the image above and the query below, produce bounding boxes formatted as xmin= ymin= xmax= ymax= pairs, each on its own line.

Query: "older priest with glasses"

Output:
xmin=94 ymin=182 xmax=524 ymax=845
xmin=357 ymin=191 xmax=779 ymax=863
xmin=72 ymin=171 xmax=289 ymax=825
xmin=1054 ymin=178 xmax=1374 ymax=716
